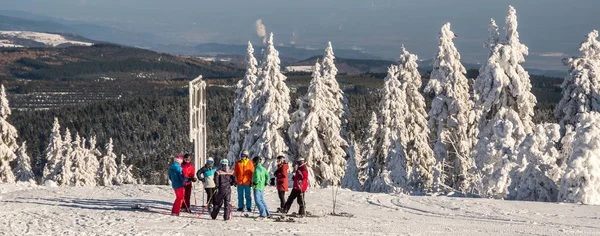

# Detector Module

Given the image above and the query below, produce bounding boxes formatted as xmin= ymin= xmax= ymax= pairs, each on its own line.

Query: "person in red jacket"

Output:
xmin=180 ymin=153 xmax=196 ymax=213
xmin=282 ymin=157 xmax=308 ymax=216
xmin=273 ymin=156 xmax=289 ymax=212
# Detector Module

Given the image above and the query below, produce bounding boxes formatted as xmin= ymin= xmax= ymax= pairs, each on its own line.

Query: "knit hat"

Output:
xmin=241 ymin=150 xmax=249 ymax=158
xmin=220 ymin=159 xmax=229 ymax=165
xmin=207 ymin=157 xmax=214 ymax=163
xmin=174 ymin=155 xmax=184 ymax=163
xmin=297 ymin=157 xmax=305 ymax=162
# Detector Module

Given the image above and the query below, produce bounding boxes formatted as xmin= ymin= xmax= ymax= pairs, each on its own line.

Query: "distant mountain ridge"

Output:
xmin=152 ymin=42 xmax=384 ymax=62
xmin=0 ymin=11 xmax=567 ymax=78
xmin=291 ymin=56 xmax=567 ymax=77
xmin=0 ymin=11 xmax=163 ymax=47
xmin=0 ymin=44 xmax=243 ymax=81
xmin=0 ymin=31 xmax=97 ymax=48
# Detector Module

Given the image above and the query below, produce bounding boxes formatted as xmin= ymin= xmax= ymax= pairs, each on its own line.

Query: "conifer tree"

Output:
xmin=555 ymin=30 xmax=600 ymax=132
xmin=472 ymin=6 xmax=536 ymax=198
xmin=397 ymin=47 xmax=436 ymax=192
xmin=14 ymin=142 xmax=35 ymax=184
xmin=426 ymin=23 xmax=477 ymax=192
xmin=115 ymin=154 xmax=137 ymax=185
xmin=227 ymin=42 xmax=259 ymax=162
xmin=0 ymin=85 xmax=18 ymax=183
xmin=289 ymin=60 xmax=347 ymax=186
xmin=559 ymin=112 xmax=600 ymax=205
xmin=243 ymin=33 xmax=291 ymax=171
xmin=98 ymin=138 xmax=118 ymax=186
xmin=368 ymin=65 xmax=408 ymax=193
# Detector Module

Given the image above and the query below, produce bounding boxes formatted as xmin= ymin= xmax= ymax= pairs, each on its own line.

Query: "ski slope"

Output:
xmin=1 ymin=183 xmax=599 ymax=235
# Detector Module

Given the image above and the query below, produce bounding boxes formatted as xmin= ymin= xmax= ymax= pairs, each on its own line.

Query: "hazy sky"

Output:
xmin=3 ymin=0 xmax=600 ymax=69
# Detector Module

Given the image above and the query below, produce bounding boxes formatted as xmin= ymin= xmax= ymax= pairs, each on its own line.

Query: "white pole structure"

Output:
xmin=189 ymin=75 xmax=207 ymax=173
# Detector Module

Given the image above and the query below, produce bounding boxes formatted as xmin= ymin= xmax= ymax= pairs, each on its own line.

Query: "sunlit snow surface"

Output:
xmin=1 ymin=183 xmax=599 ymax=235
xmin=0 ymin=31 xmax=93 ymax=47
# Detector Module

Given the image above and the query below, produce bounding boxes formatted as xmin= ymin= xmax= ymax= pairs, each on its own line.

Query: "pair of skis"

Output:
xmin=241 ymin=213 xmax=303 ymax=223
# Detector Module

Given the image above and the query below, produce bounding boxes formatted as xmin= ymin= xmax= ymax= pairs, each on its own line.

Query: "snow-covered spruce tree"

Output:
xmin=88 ymin=136 xmax=102 ymax=157
xmin=14 ymin=142 xmax=35 ymax=184
xmin=82 ymin=136 xmax=100 ymax=186
xmin=242 ymin=32 xmax=291 ymax=172
xmin=475 ymin=108 xmax=524 ymax=198
xmin=341 ymin=137 xmax=360 ymax=190
xmin=397 ymin=46 xmax=436 ymax=192
xmin=98 ymin=138 xmax=118 ymax=186
xmin=321 ymin=42 xmax=351 ymax=183
xmin=425 ymin=23 xmax=477 ymax=193
xmin=115 ymin=154 xmax=137 ymax=185
xmin=472 ymin=6 xmax=536 ymax=198
xmin=321 ymin=42 xmax=348 ymax=123
xmin=227 ymin=42 xmax=259 ymax=163
xmin=368 ymin=65 xmax=408 ymax=193
xmin=56 ymin=128 xmax=73 ymax=186
xmin=42 ymin=118 xmax=63 ymax=185
xmin=67 ymin=132 xmax=100 ymax=187
xmin=559 ymin=112 xmax=600 ymax=205
xmin=512 ymin=124 xmax=561 ymax=202
xmin=555 ymin=30 xmax=600 ymax=132
xmin=559 ymin=125 xmax=576 ymax=172
xmin=71 ymin=134 xmax=90 ymax=186
xmin=0 ymin=84 xmax=18 ymax=183
xmin=288 ymin=61 xmax=347 ymax=187
xmin=484 ymin=19 xmax=500 ymax=55
xmin=358 ymin=112 xmax=378 ymax=191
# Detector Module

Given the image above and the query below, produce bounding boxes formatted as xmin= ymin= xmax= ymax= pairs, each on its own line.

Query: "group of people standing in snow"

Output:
xmin=167 ymin=150 xmax=309 ymax=220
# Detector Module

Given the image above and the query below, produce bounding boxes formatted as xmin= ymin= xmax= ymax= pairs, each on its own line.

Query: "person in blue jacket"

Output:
xmin=168 ymin=155 xmax=188 ymax=216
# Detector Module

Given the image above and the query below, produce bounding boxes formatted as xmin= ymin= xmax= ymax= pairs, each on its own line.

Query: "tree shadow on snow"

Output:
xmin=4 ymin=197 xmax=174 ymax=212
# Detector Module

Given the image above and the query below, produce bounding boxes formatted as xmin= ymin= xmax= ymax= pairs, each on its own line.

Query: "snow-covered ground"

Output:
xmin=285 ymin=66 xmax=314 ymax=73
xmin=0 ymin=39 xmax=23 ymax=48
xmin=0 ymin=31 xmax=93 ymax=47
xmin=1 ymin=184 xmax=599 ymax=235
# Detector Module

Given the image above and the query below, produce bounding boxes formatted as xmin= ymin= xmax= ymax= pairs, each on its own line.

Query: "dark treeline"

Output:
xmin=2 ymin=44 xmax=244 ymax=81
xmin=11 ymin=87 xmax=233 ymax=184
xmin=10 ymin=81 xmax=556 ymax=184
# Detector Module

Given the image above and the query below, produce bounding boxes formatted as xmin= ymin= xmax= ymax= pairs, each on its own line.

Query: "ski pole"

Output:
xmin=302 ymin=191 xmax=307 ymax=216
xmin=200 ymin=189 xmax=218 ymax=215
xmin=252 ymin=186 xmax=257 ymax=217
xmin=193 ymin=184 xmax=198 ymax=212
xmin=182 ymin=195 xmax=191 ymax=214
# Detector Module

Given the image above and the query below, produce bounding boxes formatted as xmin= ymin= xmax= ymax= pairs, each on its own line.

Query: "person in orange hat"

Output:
xmin=233 ymin=150 xmax=254 ymax=212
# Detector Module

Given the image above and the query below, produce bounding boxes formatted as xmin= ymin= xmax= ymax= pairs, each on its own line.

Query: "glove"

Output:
xmin=269 ymin=178 xmax=275 ymax=186
xmin=190 ymin=177 xmax=197 ymax=182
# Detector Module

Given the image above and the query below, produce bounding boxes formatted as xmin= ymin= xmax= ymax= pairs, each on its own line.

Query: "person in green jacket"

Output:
xmin=252 ymin=156 xmax=271 ymax=218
